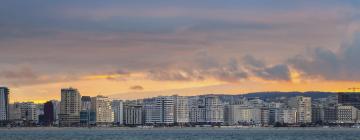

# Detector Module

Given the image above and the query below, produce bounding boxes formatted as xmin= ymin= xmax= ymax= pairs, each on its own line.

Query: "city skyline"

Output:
xmin=1 ymin=1 xmax=360 ymax=102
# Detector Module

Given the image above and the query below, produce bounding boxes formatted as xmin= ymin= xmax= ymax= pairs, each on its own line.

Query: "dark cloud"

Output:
xmin=289 ymin=34 xmax=360 ymax=81
xmin=254 ymin=64 xmax=291 ymax=81
xmin=130 ymin=85 xmax=144 ymax=90
xmin=243 ymin=55 xmax=291 ymax=81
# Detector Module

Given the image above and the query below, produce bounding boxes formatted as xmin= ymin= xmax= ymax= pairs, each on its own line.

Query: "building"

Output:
xmin=204 ymin=96 xmax=224 ymax=124
xmin=189 ymin=96 xmax=206 ymax=124
xmin=324 ymin=106 xmax=337 ymax=123
xmin=80 ymin=110 xmax=96 ymax=126
xmin=224 ymin=104 xmax=248 ymax=125
xmin=124 ymin=103 xmax=143 ymax=126
xmin=260 ymin=108 xmax=270 ymax=125
xmin=9 ymin=102 xmax=22 ymax=124
xmin=91 ymin=95 xmax=114 ymax=125
xmin=279 ymin=108 xmax=297 ymax=124
xmin=81 ymin=96 xmax=92 ymax=111
xmin=336 ymin=105 xmax=358 ymax=123
xmin=144 ymin=104 xmax=160 ymax=124
xmin=59 ymin=88 xmax=81 ymax=126
xmin=174 ymin=96 xmax=190 ymax=124
xmin=111 ymin=100 xmax=123 ymax=125
xmin=0 ymin=87 xmax=9 ymax=121
xmin=338 ymin=93 xmax=360 ymax=110
xmin=144 ymin=96 xmax=176 ymax=125
xmin=43 ymin=101 xmax=57 ymax=126
xmin=20 ymin=102 xmax=38 ymax=123
xmin=268 ymin=102 xmax=284 ymax=124
xmin=289 ymin=96 xmax=312 ymax=123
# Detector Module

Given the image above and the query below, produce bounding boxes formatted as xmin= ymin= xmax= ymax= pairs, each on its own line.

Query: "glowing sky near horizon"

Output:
xmin=1 ymin=0 xmax=360 ymax=102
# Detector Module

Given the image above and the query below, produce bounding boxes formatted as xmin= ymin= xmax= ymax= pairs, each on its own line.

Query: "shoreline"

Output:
xmin=1 ymin=127 xmax=360 ymax=131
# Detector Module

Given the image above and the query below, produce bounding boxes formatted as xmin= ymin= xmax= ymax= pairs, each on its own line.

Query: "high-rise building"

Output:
xmin=111 ymin=100 xmax=123 ymax=125
xmin=91 ymin=95 xmax=114 ymax=125
xmin=80 ymin=96 xmax=95 ymax=126
xmin=279 ymin=108 xmax=297 ymax=124
xmin=81 ymin=96 xmax=91 ymax=111
xmin=0 ymin=87 xmax=9 ymax=121
xmin=59 ymin=88 xmax=81 ymax=126
xmin=260 ymin=108 xmax=270 ymax=125
xmin=268 ymin=102 xmax=284 ymax=124
xmin=43 ymin=101 xmax=55 ymax=126
xmin=9 ymin=102 xmax=22 ymax=122
xmin=204 ymin=96 xmax=224 ymax=124
xmin=224 ymin=104 xmax=249 ymax=125
xmin=174 ymin=96 xmax=189 ymax=124
xmin=144 ymin=96 xmax=175 ymax=125
xmin=124 ymin=103 xmax=143 ymax=126
xmin=144 ymin=103 xmax=159 ymax=124
xmin=289 ymin=96 xmax=312 ymax=123
xmin=20 ymin=102 xmax=38 ymax=122
xmin=189 ymin=96 xmax=206 ymax=123
xmin=336 ymin=105 xmax=358 ymax=123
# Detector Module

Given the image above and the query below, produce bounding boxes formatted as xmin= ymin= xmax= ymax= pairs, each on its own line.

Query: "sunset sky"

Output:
xmin=1 ymin=1 xmax=360 ymax=102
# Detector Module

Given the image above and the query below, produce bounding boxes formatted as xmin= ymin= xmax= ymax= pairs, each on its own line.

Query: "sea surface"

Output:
xmin=0 ymin=127 xmax=359 ymax=140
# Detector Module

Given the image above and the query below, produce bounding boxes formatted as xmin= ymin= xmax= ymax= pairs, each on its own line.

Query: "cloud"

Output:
xmin=243 ymin=55 xmax=291 ymax=81
xmin=0 ymin=67 xmax=37 ymax=79
xmin=254 ymin=64 xmax=291 ymax=81
xmin=130 ymin=85 xmax=144 ymax=90
xmin=289 ymin=33 xmax=360 ymax=81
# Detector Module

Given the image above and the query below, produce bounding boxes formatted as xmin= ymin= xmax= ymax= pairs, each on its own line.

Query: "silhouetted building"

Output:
xmin=43 ymin=101 xmax=55 ymax=126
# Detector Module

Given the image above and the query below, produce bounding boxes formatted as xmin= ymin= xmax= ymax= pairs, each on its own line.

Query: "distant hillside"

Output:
xmin=216 ymin=92 xmax=336 ymax=103
xmin=243 ymin=91 xmax=336 ymax=99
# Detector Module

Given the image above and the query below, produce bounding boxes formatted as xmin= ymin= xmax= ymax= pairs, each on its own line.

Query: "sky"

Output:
xmin=1 ymin=0 xmax=360 ymax=102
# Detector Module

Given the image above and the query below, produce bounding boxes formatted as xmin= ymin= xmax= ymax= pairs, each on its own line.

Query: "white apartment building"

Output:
xmin=91 ymin=95 xmax=114 ymax=124
xmin=174 ymin=96 xmax=190 ymax=123
xmin=204 ymin=96 xmax=224 ymax=123
xmin=20 ymin=102 xmax=38 ymax=122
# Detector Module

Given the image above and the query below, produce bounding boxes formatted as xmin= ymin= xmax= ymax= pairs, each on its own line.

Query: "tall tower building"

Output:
xmin=59 ymin=87 xmax=81 ymax=126
xmin=0 ymin=87 xmax=9 ymax=121
xmin=111 ymin=100 xmax=123 ymax=125
xmin=91 ymin=95 xmax=114 ymax=125
xmin=43 ymin=101 xmax=55 ymax=126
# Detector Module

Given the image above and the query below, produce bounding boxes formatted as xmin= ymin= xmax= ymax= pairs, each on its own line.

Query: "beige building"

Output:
xmin=337 ymin=105 xmax=358 ymax=123
xmin=91 ymin=95 xmax=114 ymax=125
xmin=59 ymin=88 xmax=81 ymax=126
xmin=289 ymin=96 xmax=312 ymax=123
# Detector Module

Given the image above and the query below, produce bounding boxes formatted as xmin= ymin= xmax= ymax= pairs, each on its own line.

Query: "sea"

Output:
xmin=0 ymin=127 xmax=359 ymax=140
